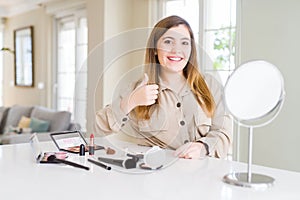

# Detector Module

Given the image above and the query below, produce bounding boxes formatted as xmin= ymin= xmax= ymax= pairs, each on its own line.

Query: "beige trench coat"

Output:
xmin=95 ymin=73 xmax=232 ymax=158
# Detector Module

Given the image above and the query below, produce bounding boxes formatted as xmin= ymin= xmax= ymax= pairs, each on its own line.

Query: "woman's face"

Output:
xmin=156 ymin=24 xmax=191 ymax=74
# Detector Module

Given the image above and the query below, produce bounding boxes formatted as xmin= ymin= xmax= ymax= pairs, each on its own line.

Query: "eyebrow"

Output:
xmin=162 ymin=36 xmax=191 ymax=41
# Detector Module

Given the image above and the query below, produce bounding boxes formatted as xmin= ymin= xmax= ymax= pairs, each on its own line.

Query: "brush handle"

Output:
xmin=55 ymin=157 xmax=90 ymax=170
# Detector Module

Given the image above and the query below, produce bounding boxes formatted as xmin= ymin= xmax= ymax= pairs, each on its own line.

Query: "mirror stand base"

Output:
xmin=223 ymin=172 xmax=275 ymax=189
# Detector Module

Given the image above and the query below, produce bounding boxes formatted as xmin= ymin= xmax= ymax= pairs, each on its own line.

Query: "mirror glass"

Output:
xmin=224 ymin=60 xmax=284 ymax=126
xmin=14 ymin=26 xmax=34 ymax=87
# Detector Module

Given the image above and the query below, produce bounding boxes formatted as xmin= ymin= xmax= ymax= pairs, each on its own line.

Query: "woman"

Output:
xmin=95 ymin=15 xmax=232 ymax=159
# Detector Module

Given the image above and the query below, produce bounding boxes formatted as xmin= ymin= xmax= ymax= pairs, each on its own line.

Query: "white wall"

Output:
xmin=238 ymin=0 xmax=300 ymax=172
xmin=86 ymin=0 xmax=105 ymax=135
xmin=3 ymin=8 xmax=52 ymax=107
xmin=102 ymin=0 xmax=150 ymax=106
xmin=86 ymin=0 xmax=150 ymax=133
xmin=103 ymin=0 xmax=134 ymax=106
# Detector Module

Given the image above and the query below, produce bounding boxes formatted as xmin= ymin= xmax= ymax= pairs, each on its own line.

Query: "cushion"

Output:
xmin=29 ymin=117 xmax=50 ymax=132
xmin=0 ymin=107 xmax=10 ymax=134
xmin=30 ymin=106 xmax=71 ymax=132
xmin=4 ymin=105 xmax=33 ymax=132
xmin=18 ymin=116 xmax=31 ymax=128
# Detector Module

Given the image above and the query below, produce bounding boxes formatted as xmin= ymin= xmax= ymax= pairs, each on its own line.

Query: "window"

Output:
xmin=202 ymin=0 xmax=236 ymax=84
xmin=165 ymin=0 xmax=200 ymax=43
xmin=0 ymin=22 xmax=3 ymax=106
xmin=54 ymin=14 xmax=88 ymax=131
xmin=161 ymin=0 xmax=236 ymax=85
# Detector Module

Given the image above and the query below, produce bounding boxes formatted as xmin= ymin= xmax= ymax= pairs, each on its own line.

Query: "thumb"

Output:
xmin=136 ymin=73 xmax=149 ymax=88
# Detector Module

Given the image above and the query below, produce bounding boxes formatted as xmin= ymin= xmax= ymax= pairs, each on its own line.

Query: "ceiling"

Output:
xmin=0 ymin=0 xmax=56 ymax=17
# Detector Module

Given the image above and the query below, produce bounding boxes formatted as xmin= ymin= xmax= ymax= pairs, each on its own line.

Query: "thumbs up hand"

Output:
xmin=131 ymin=73 xmax=159 ymax=105
xmin=121 ymin=74 xmax=159 ymax=114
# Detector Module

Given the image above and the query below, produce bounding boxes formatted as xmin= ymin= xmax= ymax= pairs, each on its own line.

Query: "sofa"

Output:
xmin=0 ymin=105 xmax=81 ymax=144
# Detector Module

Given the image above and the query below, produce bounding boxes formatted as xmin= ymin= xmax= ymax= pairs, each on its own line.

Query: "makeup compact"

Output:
xmin=50 ymin=131 xmax=104 ymax=154
xmin=29 ymin=133 xmax=68 ymax=163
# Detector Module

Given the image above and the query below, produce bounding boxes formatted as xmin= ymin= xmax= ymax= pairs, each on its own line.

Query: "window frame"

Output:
xmin=52 ymin=9 xmax=88 ymax=131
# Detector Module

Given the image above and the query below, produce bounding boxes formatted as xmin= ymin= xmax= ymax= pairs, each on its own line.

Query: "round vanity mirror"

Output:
xmin=222 ymin=60 xmax=285 ymax=189
xmin=224 ymin=60 xmax=285 ymax=127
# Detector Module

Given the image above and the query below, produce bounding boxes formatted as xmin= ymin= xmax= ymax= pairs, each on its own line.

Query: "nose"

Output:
xmin=171 ymin=42 xmax=181 ymax=54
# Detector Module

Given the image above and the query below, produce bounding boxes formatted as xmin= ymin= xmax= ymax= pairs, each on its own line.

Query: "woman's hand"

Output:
xmin=121 ymin=74 xmax=159 ymax=114
xmin=174 ymin=142 xmax=208 ymax=159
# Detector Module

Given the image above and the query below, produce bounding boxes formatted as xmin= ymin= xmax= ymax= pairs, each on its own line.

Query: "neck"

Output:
xmin=160 ymin=68 xmax=186 ymax=93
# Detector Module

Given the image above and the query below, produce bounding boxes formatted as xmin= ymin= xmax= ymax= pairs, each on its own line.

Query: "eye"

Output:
xmin=163 ymin=39 xmax=173 ymax=45
xmin=182 ymin=41 xmax=190 ymax=45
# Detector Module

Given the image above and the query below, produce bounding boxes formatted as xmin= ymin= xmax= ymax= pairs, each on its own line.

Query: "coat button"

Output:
xmin=122 ymin=117 xmax=128 ymax=122
xmin=180 ymin=120 xmax=185 ymax=126
xmin=176 ymin=102 xmax=181 ymax=108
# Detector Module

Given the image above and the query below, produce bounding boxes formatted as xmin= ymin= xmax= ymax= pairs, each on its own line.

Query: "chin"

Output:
xmin=168 ymin=65 xmax=185 ymax=71
xmin=166 ymin=68 xmax=184 ymax=74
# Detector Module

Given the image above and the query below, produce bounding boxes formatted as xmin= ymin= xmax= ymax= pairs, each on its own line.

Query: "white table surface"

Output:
xmin=0 ymin=135 xmax=300 ymax=200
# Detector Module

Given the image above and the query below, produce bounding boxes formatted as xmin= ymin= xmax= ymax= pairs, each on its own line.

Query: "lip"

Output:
xmin=167 ymin=56 xmax=183 ymax=62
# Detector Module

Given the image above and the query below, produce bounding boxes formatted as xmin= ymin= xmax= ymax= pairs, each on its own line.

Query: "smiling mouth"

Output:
xmin=167 ymin=56 xmax=183 ymax=61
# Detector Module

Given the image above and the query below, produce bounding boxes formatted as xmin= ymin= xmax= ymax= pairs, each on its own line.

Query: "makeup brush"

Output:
xmin=47 ymin=155 xmax=90 ymax=171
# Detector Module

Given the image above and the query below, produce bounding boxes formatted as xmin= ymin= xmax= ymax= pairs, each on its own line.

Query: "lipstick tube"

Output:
xmin=89 ymin=134 xmax=95 ymax=155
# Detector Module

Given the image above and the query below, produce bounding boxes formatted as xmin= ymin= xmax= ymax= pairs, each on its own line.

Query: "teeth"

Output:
xmin=168 ymin=57 xmax=181 ymax=61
